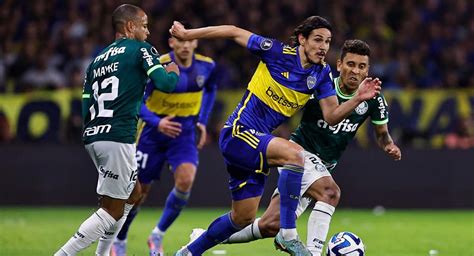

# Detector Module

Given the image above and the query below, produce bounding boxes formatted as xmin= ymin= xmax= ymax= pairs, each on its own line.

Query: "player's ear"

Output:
xmin=297 ymin=34 xmax=305 ymax=45
xmin=336 ymin=59 xmax=342 ymax=72
xmin=168 ymin=37 xmax=175 ymax=48
xmin=125 ymin=20 xmax=135 ymax=33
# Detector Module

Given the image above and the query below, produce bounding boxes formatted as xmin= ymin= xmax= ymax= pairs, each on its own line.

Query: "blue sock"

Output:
xmin=278 ymin=165 xmax=304 ymax=229
xmin=188 ymin=213 xmax=241 ymax=255
xmin=157 ymin=187 xmax=189 ymax=232
xmin=116 ymin=206 xmax=140 ymax=240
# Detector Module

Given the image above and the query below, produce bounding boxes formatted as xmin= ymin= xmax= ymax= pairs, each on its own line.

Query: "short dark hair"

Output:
xmin=290 ymin=16 xmax=332 ymax=46
xmin=340 ymin=39 xmax=371 ymax=60
xmin=112 ymin=4 xmax=143 ymax=33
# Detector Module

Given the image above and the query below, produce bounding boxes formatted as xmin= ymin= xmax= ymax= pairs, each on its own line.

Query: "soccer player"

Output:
xmin=215 ymin=39 xmax=402 ymax=256
xmin=170 ymin=17 xmax=381 ymax=256
xmin=54 ymin=4 xmax=179 ymax=256
xmin=111 ymin=22 xmax=218 ymax=256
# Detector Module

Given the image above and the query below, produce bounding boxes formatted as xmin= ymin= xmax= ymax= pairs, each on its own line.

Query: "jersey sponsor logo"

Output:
xmin=282 ymin=46 xmax=297 ymax=55
xmin=307 ymin=76 xmax=317 ymax=89
xmin=377 ymin=97 xmax=387 ymax=118
xmin=265 ymin=86 xmax=304 ymax=110
xmin=140 ymin=48 xmax=154 ymax=67
xmin=94 ymin=47 xmax=126 ymax=63
xmin=355 ymin=101 xmax=368 ymax=115
xmin=260 ymin=39 xmax=273 ymax=50
xmin=317 ymin=119 xmax=359 ymax=134
xmin=83 ymin=124 xmax=112 ymax=137
xmin=196 ymin=75 xmax=205 ymax=88
xmin=99 ymin=166 xmax=119 ymax=180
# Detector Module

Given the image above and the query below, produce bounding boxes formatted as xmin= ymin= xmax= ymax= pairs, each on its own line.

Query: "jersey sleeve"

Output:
xmin=198 ymin=64 xmax=218 ymax=125
xmin=370 ymin=93 xmax=389 ymax=125
xmin=246 ymin=34 xmax=281 ymax=62
xmin=315 ymin=65 xmax=336 ymax=100
xmin=138 ymin=42 xmax=178 ymax=92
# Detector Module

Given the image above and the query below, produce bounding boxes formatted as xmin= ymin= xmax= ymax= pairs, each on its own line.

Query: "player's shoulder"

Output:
xmin=159 ymin=53 xmax=172 ymax=64
xmin=194 ymin=53 xmax=215 ymax=65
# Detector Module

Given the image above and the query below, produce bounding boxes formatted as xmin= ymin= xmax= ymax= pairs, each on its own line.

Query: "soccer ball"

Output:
xmin=326 ymin=231 xmax=365 ymax=256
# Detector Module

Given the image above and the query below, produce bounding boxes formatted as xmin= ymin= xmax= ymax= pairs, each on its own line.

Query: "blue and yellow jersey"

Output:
xmin=225 ymin=34 xmax=335 ymax=133
xmin=140 ymin=51 xmax=217 ymax=130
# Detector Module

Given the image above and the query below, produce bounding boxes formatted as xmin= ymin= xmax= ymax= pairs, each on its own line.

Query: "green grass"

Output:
xmin=0 ymin=207 xmax=473 ymax=255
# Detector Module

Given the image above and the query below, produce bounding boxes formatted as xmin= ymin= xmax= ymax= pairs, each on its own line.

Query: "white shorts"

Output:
xmin=85 ymin=141 xmax=138 ymax=200
xmin=275 ymin=150 xmax=331 ymax=217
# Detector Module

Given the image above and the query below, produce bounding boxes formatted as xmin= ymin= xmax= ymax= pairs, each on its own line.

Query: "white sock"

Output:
xmin=307 ymin=201 xmax=335 ymax=256
xmin=152 ymin=226 xmax=166 ymax=236
xmin=55 ymin=208 xmax=116 ymax=256
xmin=95 ymin=203 xmax=134 ymax=256
xmin=224 ymin=218 xmax=262 ymax=243
xmin=281 ymin=228 xmax=298 ymax=241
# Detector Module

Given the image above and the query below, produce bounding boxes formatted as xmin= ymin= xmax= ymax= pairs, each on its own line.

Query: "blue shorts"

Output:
xmin=137 ymin=124 xmax=198 ymax=184
xmin=219 ymin=125 xmax=274 ymax=201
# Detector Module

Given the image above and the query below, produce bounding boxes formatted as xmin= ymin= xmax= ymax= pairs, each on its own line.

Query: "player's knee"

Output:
xmin=323 ymin=185 xmax=341 ymax=207
xmin=231 ymin=212 xmax=255 ymax=228
xmin=285 ymin=145 xmax=305 ymax=166
xmin=259 ymin=217 xmax=279 ymax=237
xmin=175 ymin=175 xmax=195 ymax=192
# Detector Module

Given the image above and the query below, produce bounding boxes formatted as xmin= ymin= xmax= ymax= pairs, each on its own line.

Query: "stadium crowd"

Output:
xmin=1 ymin=0 xmax=473 ymax=92
xmin=0 ymin=0 xmax=473 ymax=147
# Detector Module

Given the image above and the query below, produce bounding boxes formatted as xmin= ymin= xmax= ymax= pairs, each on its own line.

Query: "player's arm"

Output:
xmin=374 ymin=124 xmax=401 ymax=160
xmin=170 ymin=21 xmax=252 ymax=48
xmin=196 ymin=71 xmax=218 ymax=149
xmin=319 ymin=77 xmax=381 ymax=125
xmin=147 ymin=63 xmax=180 ymax=92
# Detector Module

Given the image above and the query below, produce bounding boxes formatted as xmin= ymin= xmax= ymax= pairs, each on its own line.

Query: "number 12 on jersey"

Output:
xmin=89 ymin=76 xmax=119 ymax=120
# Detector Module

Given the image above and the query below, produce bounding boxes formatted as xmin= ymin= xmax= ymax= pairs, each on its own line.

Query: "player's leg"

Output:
xmin=55 ymin=141 xmax=137 ymax=256
xmin=304 ymin=176 xmax=340 ymax=255
xmin=266 ymin=137 xmax=306 ymax=245
xmin=95 ymin=183 xmax=141 ymax=256
xmin=176 ymin=127 xmax=266 ymax=255
xmin=150 ymin=129 xmax=198 ymax=254
xmin=114 ymin=137 xmax=165 ymax=255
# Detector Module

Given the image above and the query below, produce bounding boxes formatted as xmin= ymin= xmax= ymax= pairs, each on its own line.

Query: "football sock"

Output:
xmin=54 ymin=208 xmax=116 ymax=256
xmin=95 ymin=203 xmax=134 ymax=255
xmin=188 ymin=212 xmax=241 ymax=255
xmin=223 ymin=217 xmax=262 ymax=243
xmin=307 ymin=201 xmax=335 ymax=255
xmin=157 ymin=187 xmax=190 ymax=232
xmin=116 ymin=204 xmax=140 ymax=240
xmin=278 ymin=164 xmax=304 ymax=240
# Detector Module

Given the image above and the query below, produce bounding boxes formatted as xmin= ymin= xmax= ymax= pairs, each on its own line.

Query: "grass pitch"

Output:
xmin=0 ymin=207 xmax=472 ymax=255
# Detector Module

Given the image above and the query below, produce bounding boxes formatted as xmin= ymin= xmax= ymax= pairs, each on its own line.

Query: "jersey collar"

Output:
xmin=335 ymin=77 xmax=356 ymax=99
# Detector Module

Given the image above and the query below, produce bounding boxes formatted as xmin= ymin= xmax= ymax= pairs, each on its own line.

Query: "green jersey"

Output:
xmin=82 ymin=38 xmax=162 ymax=144
xmin=291 ymin=77 xmax=389 ymax=167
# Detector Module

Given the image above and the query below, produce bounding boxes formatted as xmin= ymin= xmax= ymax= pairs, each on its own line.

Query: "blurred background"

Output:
xmin=0 ymin=0 xmax=473 ymax=209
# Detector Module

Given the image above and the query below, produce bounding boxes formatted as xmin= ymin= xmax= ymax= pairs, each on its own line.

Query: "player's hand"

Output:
xmin=384 ymin=143 xmax=401 ymax=161
xmin=196 ymin=122 xmax=207 ymax=150
xmin=158 ymin=115 xmax=182 ymax=138
xmin=165 ymin=62 xmax=180 ymax=76
xmin=355 ymin=77 xmax=382 ymax=102
xmin=169 ymin=21 xmax=187 ymax=40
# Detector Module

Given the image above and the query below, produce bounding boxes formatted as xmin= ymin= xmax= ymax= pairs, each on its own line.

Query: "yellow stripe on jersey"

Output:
xmin=283 ymin=46 xmax=297 ymax=55
xmin=247 ymin=62 xmax=310 ymax=117
xmin=195 ymin=54 xmax=214 ymax=63
xmin=234 ymin=126 xmax=258 ymax=149
xmin=232 ymin=92 xmax=253 ymax=135
xmin=159 ymin=54 xmax=172 ymax=64
xmin=135 ymin=120 xmax=146 ymax=143
xmin=255 ymin=152 xmax=270 ymax=175
xmin=146 ymin=90 xmax=203 ymax=116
